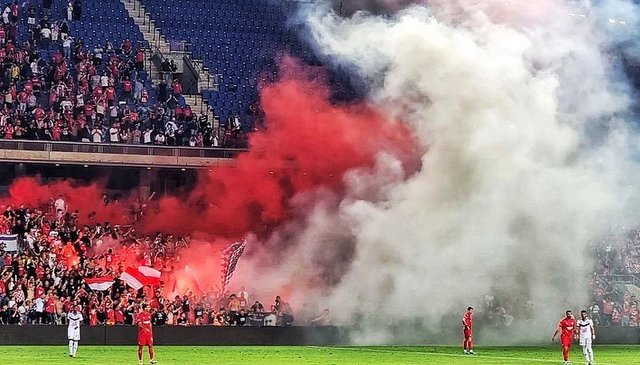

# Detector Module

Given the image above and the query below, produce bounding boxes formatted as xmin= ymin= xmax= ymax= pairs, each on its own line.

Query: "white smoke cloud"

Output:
xmin=236 ymin=0 xmax=640 ymax=344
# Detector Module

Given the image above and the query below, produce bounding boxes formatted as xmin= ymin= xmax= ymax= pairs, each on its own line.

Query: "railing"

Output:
xmin=596 ymin=273 xmax=640 ymax=288
xmin=123 ymin=0 xmax=220 ymax=132
xmin=124 ymin=0 xmax=164 ymax=54
xmin=178 ymin=42 xmax=219 ymax=91
xmin=0 ymin=140 xmax=245 ymax=159
xmin=149 ymin=42 xmax=211 ymax=111
xmin=125 ymin=0 xmax=219 ymax=91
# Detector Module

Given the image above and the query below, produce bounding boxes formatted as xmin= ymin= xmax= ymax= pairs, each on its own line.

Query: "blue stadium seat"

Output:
xmin=138 ymin=0 xmax=309 ymax=125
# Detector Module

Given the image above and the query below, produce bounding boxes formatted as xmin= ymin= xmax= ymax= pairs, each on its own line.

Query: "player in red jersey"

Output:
xmin=552 ymin=310 xmax=576 ymax=365
xmin=462 ymin=306 xmax=474 ymax=355
xmin=136 ymin=304 xmax=157 ymax=365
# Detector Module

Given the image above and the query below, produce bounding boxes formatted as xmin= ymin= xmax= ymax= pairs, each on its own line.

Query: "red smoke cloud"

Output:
xmin=0 ymin=177 xmax=130 ymax=225
xmin=0 ymin=60 xmax=421 ymax=294
xmin=143 ymin=60 xmax=419 ymax=238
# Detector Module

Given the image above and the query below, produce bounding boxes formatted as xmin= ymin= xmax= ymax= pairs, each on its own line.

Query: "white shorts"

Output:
xmin=67 ymin=328 xmax=80 ymax=341
xmin=579 ymin=337 xmax=591 ymax=347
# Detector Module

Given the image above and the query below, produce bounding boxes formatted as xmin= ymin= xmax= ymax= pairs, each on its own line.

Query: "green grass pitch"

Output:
xmin=1 ymin=345 xmax=639 ymax=364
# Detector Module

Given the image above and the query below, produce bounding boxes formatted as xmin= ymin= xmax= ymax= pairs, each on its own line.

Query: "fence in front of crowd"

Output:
xmin=0 ymin=140 xmax=244 ymax=168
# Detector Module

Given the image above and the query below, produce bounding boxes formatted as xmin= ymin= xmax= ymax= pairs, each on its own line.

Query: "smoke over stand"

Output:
xmin=229 ymin=0 xmax=640 ymax=344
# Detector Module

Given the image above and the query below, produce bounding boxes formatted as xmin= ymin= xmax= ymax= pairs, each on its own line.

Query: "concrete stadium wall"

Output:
xmin=0 ymin=326 xmax=348 ymax=346
xmin=596 ymin=327 xmax=640 ymax=344
xmin=0 ymin=326 xmax=637 ymax=346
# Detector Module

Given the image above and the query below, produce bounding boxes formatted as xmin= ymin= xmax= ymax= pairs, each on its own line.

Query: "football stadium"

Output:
xmin=2 ymin=0 xmax=640 ymax=364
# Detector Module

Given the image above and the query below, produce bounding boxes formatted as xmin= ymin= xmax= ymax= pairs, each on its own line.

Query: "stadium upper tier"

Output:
xmin=0 ymin=0 xmax=358 ymax=165
xmin=0 ymin=0 xmax=258 ymax=167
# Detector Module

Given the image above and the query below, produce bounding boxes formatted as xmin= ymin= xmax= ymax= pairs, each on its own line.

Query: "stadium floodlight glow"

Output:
xmin=83 ymin=165 xmax=88 ymax=168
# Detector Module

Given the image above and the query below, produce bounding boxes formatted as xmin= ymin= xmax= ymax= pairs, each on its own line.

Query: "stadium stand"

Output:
xmin=591 ymin=229 xmax=640 ymax=327
xmin=0 ymin=0 xmax=248 ymax=148
xmin=0 ymin=199 xmax=293 ymax=327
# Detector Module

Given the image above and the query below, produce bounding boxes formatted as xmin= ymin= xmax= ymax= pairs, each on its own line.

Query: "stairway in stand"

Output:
xmin=119 ymin=0 xmax=219 ymax=129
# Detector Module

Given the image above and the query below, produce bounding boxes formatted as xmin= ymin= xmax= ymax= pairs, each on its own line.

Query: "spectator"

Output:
xmin=27 ymin=7 xmax=36 ymax=30
xmin=62 ymin=37 xmax=72 ymax=59
xmin=250 ymin=301 xmax=264 ymax=313
xmin=121 ymin=39 xmax=133 ymax=56
xmin=154 ymin=132 xmax=165 ymax=145
xmin=263 ymin=312 xmax=276 ymax=326
xmin=66 ymin=2 xmax=73 ymax=22
xmin=60 ymin=21 xmax=69 ymax=40
xmin=135 ymin=48 xmax=144 ymax=71
xmin=171 ymin=79 xmax=182 ymax=97
xmin=143 ymin=127 xmax=152 ymax=145
xmin=51 ymin=22 xmax=59 ymax=43
xmin=34 ymin=293 xmax=45 ymax=323
xmin=310 ymin=309 xmax=331 ymax=326
xmin=40 ymin=24 xmax=51 ymax=49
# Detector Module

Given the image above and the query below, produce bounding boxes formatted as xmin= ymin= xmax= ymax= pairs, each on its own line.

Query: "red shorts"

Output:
xmin=138 ymin=333 xmax=154 ymax=346
xmin=560 ymin=335 xmax=572 ymax=348
xmin=463 ymin=329 xmax=472 ymax=339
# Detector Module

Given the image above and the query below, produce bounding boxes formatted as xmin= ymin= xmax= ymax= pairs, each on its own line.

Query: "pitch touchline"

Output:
xmin=306 ymin=346 xmax=618 ymax=365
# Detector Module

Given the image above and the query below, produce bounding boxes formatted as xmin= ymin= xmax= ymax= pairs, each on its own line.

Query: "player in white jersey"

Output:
xmin=67 ymin=305 xmax=83 ymax=358
xmin=577 ymin=309 xmax=595 ymax=365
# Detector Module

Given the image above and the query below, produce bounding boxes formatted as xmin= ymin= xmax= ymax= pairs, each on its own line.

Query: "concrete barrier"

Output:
xmin=0 ymin=325 xmax=635 ymax=345
xmin=0 ymin=326 xmax=348 ymax=346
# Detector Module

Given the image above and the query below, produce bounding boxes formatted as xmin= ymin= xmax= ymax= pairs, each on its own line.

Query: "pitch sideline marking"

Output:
xmin=306 ymin=346 xmax=618 ymax=365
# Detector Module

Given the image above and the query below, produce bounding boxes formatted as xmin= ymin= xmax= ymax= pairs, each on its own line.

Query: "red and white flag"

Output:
xmin=220 ymin=238 xmax=247 ymax=292
xmin=119 ymin=266 xmax=161 ymax=290
xmin=85 ymin=276 xmax=115 ymax=291
xmin=138 ymin=266 xmax=161 ymax=286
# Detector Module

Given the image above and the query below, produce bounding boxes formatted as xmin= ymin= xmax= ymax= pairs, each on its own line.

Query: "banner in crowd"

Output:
xmin=85 ymin=276 xmax=115 ymax=291
xmin=120 ymin=266 xmax=161 ymax=290
xmin=0 ymin=234 xmax=19 ymax=252
xmin=220 ymin=238 xmax=247 ymax=292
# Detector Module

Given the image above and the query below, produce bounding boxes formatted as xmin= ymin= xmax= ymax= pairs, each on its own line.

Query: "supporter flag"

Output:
xmin=138 ymin=266 xmax=162 ymax=286
xmin=184 ymin=265 xmax=203 ymax=292
xmin=119 ymin=266 xmax=162 ymax=290
xmin=0 ymin=234 xmax=19 ymax=252
xmin=220 ymin=238 xmax=247 ymax=292
xmin=85 ymin=276 xmax=115 ymax=291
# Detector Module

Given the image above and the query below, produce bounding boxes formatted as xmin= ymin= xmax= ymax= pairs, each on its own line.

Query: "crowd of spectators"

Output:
xmin=0 ymin=196 xmax=296 ymax=327
xmin=590 ymin=228 xmax=640 ymax=327
xmin=0 ymin=1 xmax=249 ymax=149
